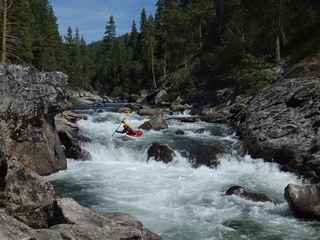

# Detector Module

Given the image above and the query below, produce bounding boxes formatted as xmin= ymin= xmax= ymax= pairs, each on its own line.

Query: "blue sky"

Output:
xmin=50 ymin=0 xmax=157 ymax=44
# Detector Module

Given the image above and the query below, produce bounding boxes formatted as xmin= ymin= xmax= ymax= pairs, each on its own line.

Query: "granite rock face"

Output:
xmin=0 ymin=64 xmax=68 ymax=175
xmin=235 ymin=63 xmax=320 ymax=181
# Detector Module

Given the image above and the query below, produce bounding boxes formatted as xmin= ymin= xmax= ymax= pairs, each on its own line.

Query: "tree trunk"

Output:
xmin=1 ymin=0 xmax=8 ymax=63
xmin=274 ymin=0 xmax=281 ymax=63
xmin=151 ymin=47 xmax=157 ymax=88
xmin=199 ymin=21 xmax=202 ymax=51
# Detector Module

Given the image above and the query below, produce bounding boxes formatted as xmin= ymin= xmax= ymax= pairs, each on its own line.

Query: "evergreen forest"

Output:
xmin=1 ymin=0 xmax=320 ymax=100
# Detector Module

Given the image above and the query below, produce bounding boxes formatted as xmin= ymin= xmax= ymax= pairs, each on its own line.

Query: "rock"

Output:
xmin=138 ymin=105 xmax=162 ymax=116
xmin=284 ymin=183 xmax=320 ymax=219
xmin=54 ymin=111 xmax=91 ymax=160
xmin=68 ymin=90 xmax=102 ymax=105
xmin=1 ymin=158 xmax=162 ymax=239
xmin=201 ymin=99 xmax=249 ymax=124
xmin=152 ymin=89 xmax=167 ymax=105
xmin=125 ymin=103 xmax=141 ymax=110
xmin=226 ymin=185 xmax=272 ymax=202
xmin=0 ymin=64 xmax=68 ymax=175
xmin=190 ymin=107 xmax=215 ymax=116
xmin=139 ymin=114 xmax=168 ymax=130
xmin=147 ymin=143 xmax=175 ymax=164
xmin=168 ymin=117 xmax=200 ymax=122
xmin=194 ymin=128 xmax=208 ymax=134
xmin=50 ymin=198 xmax=162 ymax=240
xmin=170 ymin=103 xmax=192 ymax=112
xmin=117 ymin=107 xmax=132 ymax=113
xmin=175 ymin=130 xmax=185 ymax=135
xmin=235 ymin=63 xmax=320 ymax=181
xmin=0 ymin=213 xmax=64 ymax=240
xmin=1 ymin=198 xmax=163 ymax=240
xmin=4 ymin=158 xmax=56 ymax=209
xmin=191 ymin=148 xmax=223 ymax=168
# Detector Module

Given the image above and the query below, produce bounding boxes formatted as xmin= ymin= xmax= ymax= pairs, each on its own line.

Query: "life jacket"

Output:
xmin=123 ymin=123 xmax=135 ymax=135
xmin=123 ymin=122 xmax=131 ymax=128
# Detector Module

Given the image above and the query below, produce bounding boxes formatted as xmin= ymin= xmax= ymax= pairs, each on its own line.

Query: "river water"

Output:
xmin=46 ymin=103 xmax=320 ymax=240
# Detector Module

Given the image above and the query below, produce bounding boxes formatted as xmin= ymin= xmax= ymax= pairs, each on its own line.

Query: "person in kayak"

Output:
xmin=116 ymin=122 xmax=136 ymax=135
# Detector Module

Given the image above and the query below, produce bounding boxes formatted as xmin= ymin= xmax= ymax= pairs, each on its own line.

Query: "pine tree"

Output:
xmin=30 ymin=0 xmax=67 ymax=71
xmin=140 ymin=8 xmax=147 ymax=32
xmin=129 ymin=20 xmax=140 ymax=60
xmin=3 ymin=0 xmax=35 ymax=64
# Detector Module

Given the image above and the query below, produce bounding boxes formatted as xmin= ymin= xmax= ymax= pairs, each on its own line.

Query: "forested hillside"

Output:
xmin=1 ymin=0 xmax=320 ymax=99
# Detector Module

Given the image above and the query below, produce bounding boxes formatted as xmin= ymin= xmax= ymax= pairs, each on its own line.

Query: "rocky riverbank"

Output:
xmin=0 ymin=64 xmax=162 ymax=239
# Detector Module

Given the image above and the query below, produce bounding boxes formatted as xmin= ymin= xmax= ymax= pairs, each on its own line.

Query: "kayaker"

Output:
xmin=116 ymin=122 xmax=136 ymax=135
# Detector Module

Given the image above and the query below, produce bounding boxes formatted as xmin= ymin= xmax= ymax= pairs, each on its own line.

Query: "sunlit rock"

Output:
xmin=284 ymin=183 xmax=320 ymax=219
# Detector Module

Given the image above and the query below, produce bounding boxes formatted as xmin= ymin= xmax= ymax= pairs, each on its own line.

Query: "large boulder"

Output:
xmin=0 ymin=64 xmax=68 ymax=175
xmin=4 ymin=158 xmax=56 ymax=210
xmin=235 ymin=63 xmax=320 ymax=181
xmin=284 ymin=183 xmax=320 ymax=219
xmin=147 ymin=143 xmax=175 ymax=164
xmin=139 ymin=114 xmax=168 ymax=130
xmin=1 ymin=198 xmax=162 ymax=240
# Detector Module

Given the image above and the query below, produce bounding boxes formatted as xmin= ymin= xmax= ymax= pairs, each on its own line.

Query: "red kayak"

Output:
xmin=127 ymin=130 xmax=143 ymax=138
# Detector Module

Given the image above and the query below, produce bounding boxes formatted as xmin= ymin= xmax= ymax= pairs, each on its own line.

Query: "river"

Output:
xmin=46 ymin=103 xmax=320 ymax=240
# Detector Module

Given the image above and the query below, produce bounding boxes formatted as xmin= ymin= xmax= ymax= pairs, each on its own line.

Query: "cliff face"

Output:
xmin=0 ymin=64 xmax=68 ymax=175
xmin=235 ymin=63 xmax=320 ymax=182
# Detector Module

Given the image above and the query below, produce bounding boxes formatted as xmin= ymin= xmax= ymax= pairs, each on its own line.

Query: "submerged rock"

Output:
xmin=226 ymin=185 xmax=272 ymax=202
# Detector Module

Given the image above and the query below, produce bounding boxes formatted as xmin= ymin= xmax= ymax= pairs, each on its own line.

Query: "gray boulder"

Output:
xmin=147 ymin=143 xmax=175 ymax=164
xmin=0 ymin=213 xmax=64 ymax=240
xmin=139 ymin=114 xmax=168 ymax=130
xmin=284 ymin=183 xmax=320 ymax=219
xmin=0 ymin=64 xmax=68 ymax=175
xmin=49 ymin=198 xmax=162 ymax=240
xmin=4 ymin=158 xmax=56 ymax=210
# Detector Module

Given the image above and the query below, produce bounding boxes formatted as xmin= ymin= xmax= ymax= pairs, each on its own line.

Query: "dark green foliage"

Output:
xmin=232 ymin=54 xmax=275 ymax=95
xmin=1 ymin=0 xmax=319 ymax=98
xmin=29 ymin=0 xmax=67 ymax=71
xmin=4 ymin=0 xmax=35 ymax=64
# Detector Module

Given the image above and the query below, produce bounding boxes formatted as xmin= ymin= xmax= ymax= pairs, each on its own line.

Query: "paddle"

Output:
xmin=111 ymin=111 xmax=131 ymax=137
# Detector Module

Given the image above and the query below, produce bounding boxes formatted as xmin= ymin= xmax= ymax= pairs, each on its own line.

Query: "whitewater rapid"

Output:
xmin=46 ymin=104 xmax=320 ymax=240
